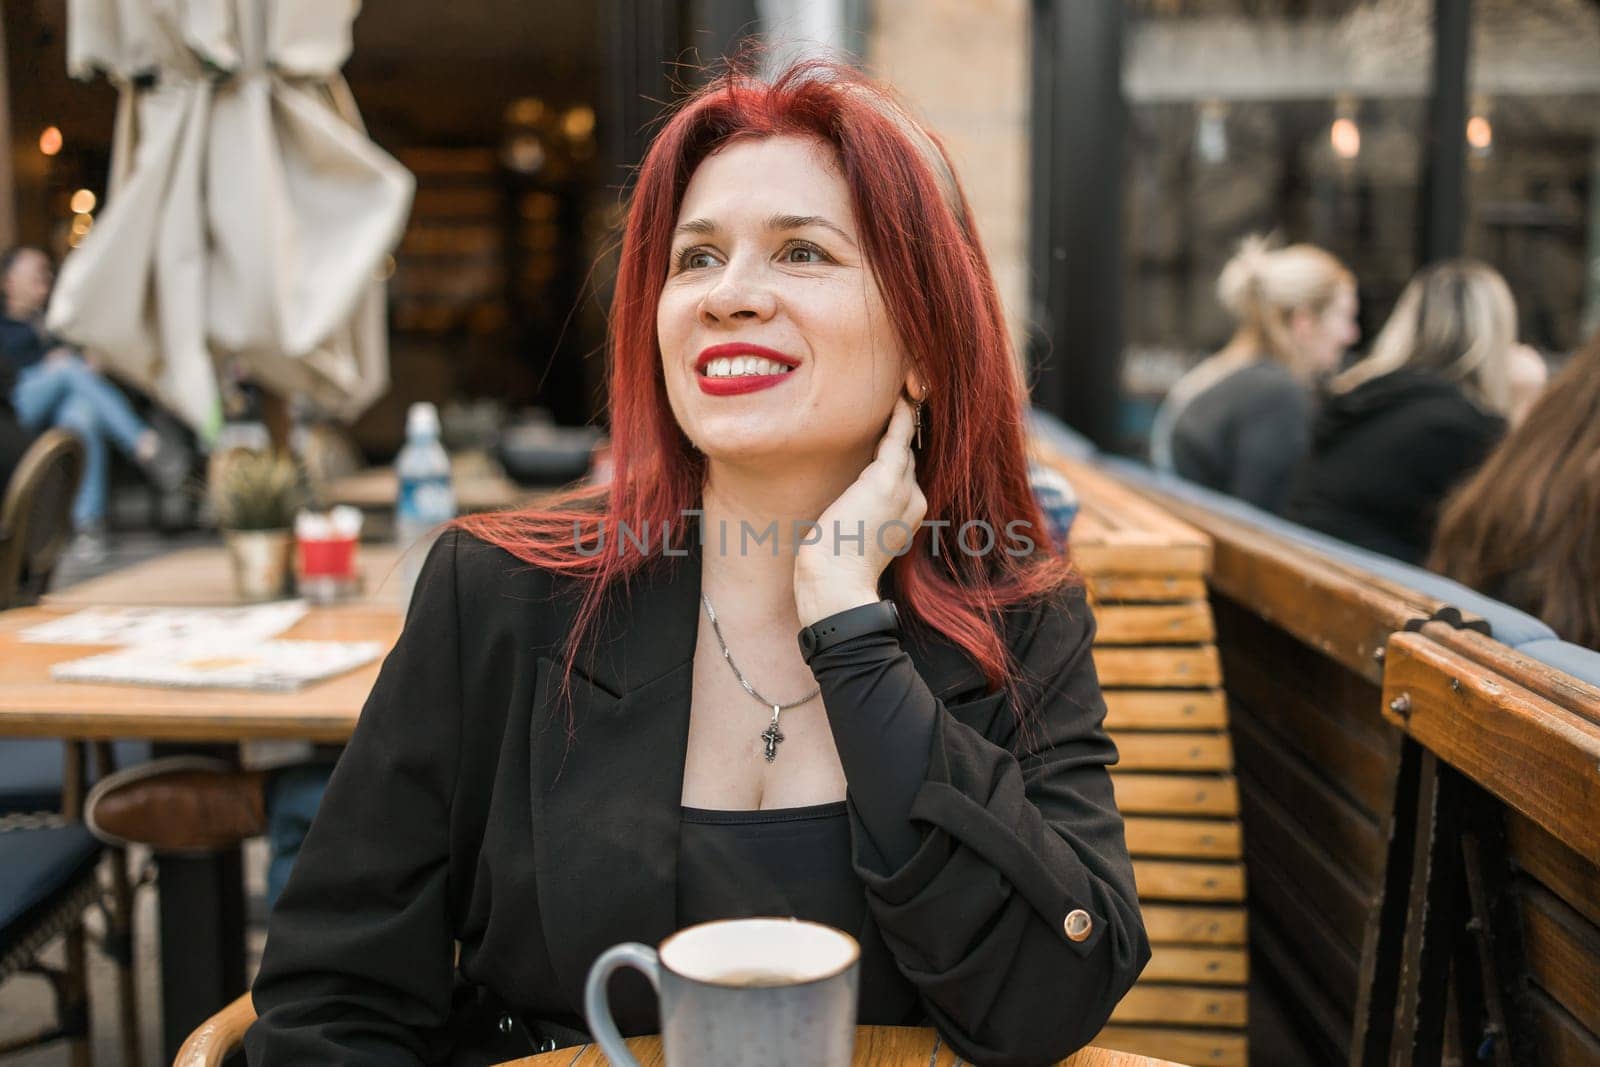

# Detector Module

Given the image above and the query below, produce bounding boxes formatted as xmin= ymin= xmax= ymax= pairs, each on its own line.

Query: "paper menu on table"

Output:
xmin=50 ymin=638 xmax=384 ymax=693
xmin=20 ymin=602 xmax=310 ymax=647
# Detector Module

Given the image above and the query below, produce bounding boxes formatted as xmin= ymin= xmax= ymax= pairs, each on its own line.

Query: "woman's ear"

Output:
xmin=1287 ymin=307 xmax=1317 ymax=347
xmin=904 ymin=370 xmax=926 ymax=403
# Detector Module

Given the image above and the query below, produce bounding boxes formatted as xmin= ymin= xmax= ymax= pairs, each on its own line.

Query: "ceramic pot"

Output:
xmin=224 ymin=528 xmax=294 ymax=602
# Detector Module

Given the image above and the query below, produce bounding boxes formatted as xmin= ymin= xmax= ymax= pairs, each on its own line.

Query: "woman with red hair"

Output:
xmin=248 ymin=59 xmax=1147 ymax=1065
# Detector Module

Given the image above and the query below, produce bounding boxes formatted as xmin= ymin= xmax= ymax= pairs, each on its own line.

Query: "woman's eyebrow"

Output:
xmin=671 ymin=214 xmax=858 ymax=248
xmin=767 ymin=213 xmax=857 ymax=247
xmin=673 ymin=218 xmax=718 ymax=238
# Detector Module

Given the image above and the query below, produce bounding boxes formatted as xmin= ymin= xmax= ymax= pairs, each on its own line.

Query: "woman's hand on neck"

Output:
xmin=695 ymin=397 xmax=924 ymax=628
xmin=697 ymin=449 xmax=868 ymax=624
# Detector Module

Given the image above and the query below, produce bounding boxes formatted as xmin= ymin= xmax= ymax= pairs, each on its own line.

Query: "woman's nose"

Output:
xmin=698 ymin=265 xmax=777 ymax=326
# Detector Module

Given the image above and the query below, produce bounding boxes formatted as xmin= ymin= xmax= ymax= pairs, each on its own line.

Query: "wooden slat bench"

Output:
xmin=1056 ymin=456 xmax=1248 ymax=1067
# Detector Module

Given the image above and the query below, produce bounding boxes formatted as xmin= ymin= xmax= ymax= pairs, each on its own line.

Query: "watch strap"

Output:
xmin=799 ymin=599 xmax=901 ymax=663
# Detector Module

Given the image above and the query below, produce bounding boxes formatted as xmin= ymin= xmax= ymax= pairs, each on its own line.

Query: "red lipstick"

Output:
xmin=694 ymin=343 xmax=799 ymax=397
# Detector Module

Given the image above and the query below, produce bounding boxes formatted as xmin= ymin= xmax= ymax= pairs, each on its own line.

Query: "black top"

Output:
xmin=677 ymin=802 xmax=923 ymax=1022
xmin=0 ymin=315 xmax=51 ymax=403
xmin=677 ymin=802 xmax=862 ymax=934
xmin=1169 ymin=361 xmax=1311 ymax=514
xmin=246 ymin=530 xmax=1149 ymax=1066
xmin=1285 ymin=368 xmax=1505 ymax=564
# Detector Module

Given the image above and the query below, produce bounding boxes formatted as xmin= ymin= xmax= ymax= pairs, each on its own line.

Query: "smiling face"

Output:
xmin=656 ymin=135 xmax=914 ymax=468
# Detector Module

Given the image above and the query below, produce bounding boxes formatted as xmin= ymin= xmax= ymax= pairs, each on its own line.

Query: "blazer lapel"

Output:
xmin=528 ymin=543 xmax=703 ymax=1018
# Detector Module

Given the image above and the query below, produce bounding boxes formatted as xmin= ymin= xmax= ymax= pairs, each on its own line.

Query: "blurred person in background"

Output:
xmin=0 ymin=246 xmax=190 ymax=561
xmin=1150 ymin=235 xmax=1358 ymax=513
xmin=1429 ymin=327 xmax=1600 ymax=650
xmin=1285 ymin=259 xmax=1543 ymax=564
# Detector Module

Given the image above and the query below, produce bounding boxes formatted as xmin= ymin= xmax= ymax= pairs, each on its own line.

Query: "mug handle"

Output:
xmin=583 ymin=942 xmax=661 ymax=1067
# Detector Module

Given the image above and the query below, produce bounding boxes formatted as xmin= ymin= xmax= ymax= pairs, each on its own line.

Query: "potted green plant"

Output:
xmin=209 ymin=449 xmax=305 ymax=601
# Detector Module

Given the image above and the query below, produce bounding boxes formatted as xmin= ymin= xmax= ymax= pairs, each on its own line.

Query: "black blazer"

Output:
xmin=246 ymin=529 xmax=1149 ymax=1066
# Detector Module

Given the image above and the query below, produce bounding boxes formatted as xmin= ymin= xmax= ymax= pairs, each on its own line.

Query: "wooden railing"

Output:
xmin=1374 ymin=626 xmax=1600 ymax=1065
xmin=1067 ymin=455 xmax=1600 ymax=1066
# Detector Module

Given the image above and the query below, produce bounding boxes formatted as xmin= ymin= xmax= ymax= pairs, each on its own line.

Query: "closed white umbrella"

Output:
xmin=46 ymin=0 xmax=414 ymax=442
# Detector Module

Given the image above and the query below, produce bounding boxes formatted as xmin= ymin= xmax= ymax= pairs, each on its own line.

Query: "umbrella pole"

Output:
xmin=259 ymin=391 xmax=292 ymax=453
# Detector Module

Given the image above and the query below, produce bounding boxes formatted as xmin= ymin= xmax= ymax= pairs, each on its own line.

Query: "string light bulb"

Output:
xmin=1330 ymin=117 xmax=1361 ymax=160
xmin=1466 ymin=115 xmax=1492 ymax=154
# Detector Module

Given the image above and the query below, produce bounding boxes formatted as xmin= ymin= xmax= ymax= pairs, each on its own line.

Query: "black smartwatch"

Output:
xmin=798 ymin=599 xmax=902 ymax=663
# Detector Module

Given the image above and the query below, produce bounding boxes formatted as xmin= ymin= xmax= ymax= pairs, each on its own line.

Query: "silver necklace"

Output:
xmin=701 ymin=593 xmax=819 ymax=762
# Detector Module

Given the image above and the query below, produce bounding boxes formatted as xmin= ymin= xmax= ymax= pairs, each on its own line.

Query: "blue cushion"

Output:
xmin=1093 ymin=455 xmax=1558 ymax=647
xmin=1028 ymin=407 xmax=1098 ymax=461
xmin=0 ymin=824 xmax=101 ymax=956
xmin=1512 ymin=640 xmax=1600 ymax=689
xmin=0 ymin=740 xmax=155 ymax=814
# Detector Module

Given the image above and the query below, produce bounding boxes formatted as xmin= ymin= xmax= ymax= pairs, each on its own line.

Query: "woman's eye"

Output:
xmin=676 ymin=248 xmax=718 ymax=271
xmin=783 ymin=243 xmax=828 ymax=265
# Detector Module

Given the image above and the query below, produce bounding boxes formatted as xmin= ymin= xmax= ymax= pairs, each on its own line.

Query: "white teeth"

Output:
xmin=701 ymin=356 xmax=794 ymax=378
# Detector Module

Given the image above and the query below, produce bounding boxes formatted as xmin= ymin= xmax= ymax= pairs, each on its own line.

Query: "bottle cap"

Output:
xmin=406 ymin=402 xmax=441 ymax=439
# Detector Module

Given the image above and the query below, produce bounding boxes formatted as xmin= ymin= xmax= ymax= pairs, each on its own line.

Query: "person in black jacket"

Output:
xmin=245 ymin=59 xmax=1148 ymax=1067
xmin=1285 ymin=259 xmax=1541 ymax=564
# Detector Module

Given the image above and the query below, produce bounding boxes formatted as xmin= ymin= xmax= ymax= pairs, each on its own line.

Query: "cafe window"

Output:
xmin=1117 ymin=0 xmax=1600 ymax=449
xmin=1120 ymin=1 xmax=1434 ymax=446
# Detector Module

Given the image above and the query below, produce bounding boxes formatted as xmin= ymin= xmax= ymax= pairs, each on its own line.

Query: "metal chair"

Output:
xmin=0 ymin=742 xmax=143 ymax=1065
xmin=1 ymin=430 xmax=142 ymax=1061
xmin=0 ymin=428 xmax=86 ymax=610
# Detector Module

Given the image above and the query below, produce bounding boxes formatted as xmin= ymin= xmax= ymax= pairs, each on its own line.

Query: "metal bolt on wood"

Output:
xmin=1389 ymin=694 xmax=1412 ymax=718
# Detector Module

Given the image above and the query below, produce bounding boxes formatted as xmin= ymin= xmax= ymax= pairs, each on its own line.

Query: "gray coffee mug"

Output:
xmin=583 ymin=917 xmax=860 ymax=1067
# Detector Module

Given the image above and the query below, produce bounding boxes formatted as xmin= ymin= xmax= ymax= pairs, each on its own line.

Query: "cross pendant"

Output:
xmin=761 ymin=706 xmax=785 ymax=763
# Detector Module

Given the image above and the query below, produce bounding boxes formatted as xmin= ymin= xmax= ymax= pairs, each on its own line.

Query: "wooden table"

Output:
xmin=2 ymin=547 xmax=405 ymax=1058
xmin=43 ymin=542 xmax=409 ymax=613
xmin=322 ymin=457 xmax=540 ymax=515
xmin=502 ymin=1028 xmax=1181 ymax=1066
xmin=0 ymin=604 xmax=398 ymax=742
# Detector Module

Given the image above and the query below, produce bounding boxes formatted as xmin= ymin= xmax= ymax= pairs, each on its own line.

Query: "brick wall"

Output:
xmin=866 ymin=0 xmax=1031 ymax=362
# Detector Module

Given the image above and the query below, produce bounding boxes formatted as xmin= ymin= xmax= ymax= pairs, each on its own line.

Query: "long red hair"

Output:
xmin=458 ymin=58 xmax=1074 ymax=732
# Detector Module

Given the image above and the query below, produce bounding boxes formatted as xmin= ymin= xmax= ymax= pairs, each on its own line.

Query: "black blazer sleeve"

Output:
xmin=245 ymin=531 xmax=465 ymax=1065
xmin=818 ymin=586 xmax=1148 ymax=1066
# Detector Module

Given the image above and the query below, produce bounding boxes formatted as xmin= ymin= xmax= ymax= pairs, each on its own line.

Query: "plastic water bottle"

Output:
xmin=395 ymin=402 xmax=456 ymax=607
xmin=1028 ymin=462 xmax=1080 ymax=551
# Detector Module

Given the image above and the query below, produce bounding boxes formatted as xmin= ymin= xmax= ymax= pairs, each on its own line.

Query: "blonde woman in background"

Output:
xmin=1285 ymin=259 xmax=1546 ymax=564
xmin=1151 ymin=235 xmax=1358 ymax=513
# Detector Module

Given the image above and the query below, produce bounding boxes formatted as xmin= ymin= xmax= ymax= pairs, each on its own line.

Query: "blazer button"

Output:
xmin=1063 ymin=909 xmax=1093 ymax=942
xmin=498 ymin=1014 xmax=514 ymax=1035
xmin=538 ymin=1038 xmax=557 ymax=1053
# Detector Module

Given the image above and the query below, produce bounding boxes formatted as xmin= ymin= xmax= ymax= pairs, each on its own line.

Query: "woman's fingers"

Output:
xmin=876 ymin=396 xmax=915 ymax=468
